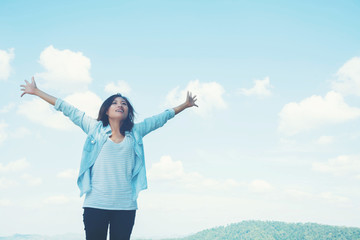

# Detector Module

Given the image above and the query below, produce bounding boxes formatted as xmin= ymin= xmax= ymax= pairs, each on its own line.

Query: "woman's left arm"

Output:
xmin=136 ymin=91 xmax=198 ymax=137
xmin=173 ymin=91 xmax=198 ymax=115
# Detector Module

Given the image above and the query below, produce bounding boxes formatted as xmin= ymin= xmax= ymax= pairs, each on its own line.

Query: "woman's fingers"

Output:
xmin=185 ymin=91 xmax=198 ymax=107
xmin=20 ymin=78 xmax=33 ymax=97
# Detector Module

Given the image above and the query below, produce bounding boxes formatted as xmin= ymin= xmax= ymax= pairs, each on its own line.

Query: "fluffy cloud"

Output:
xmin=0 ymin=121 xmax=31 ymax=144
xmin=165 ymin=80 xmax=227 ymax=117
xmin=319 ymin=192 xmax=349 ymax=203
xmin=332 ymin=57 xmax=360 ymax=96
xmin=285 ymin=189 xmax=313 ymax=200
xmin=0 ymin=199 xmax=12 ymax=207
xmin=0 ymin=178 xmax=17 ymax=189
xmin=148 ymin=155 xmax=242 ymax=191
xmin=0 ymin=158 xmax=30 ymax=172
xmin=21 ymin=174 xmax=42 ymax=186
xmin=312 ymin=155 xmax=360 ymax=177
xmin=17 ymin=98 xmax=74 ymax=130
xmin=9 ymin=127 xmax=31 ymax=139
xmin=57 ymin=169 xmax=78 ymax=180
xmin=315 ymin=136 xmax=334 ymax=145
xmin=17 ymin=91 xmax=102 ymax=129
xmin=64 ymin=91 xmax=103 ymax=119
xmin=104 ymin=81 xmax=131 ymax=96
xmin=0 ymin=102 xmax=15 ymax=113
xmin=285 ymin=189 xmax=349 ymax=203
xmin=0 ymin=48 xmax=14 ymax=80
xmin=238 ymin=76 xmax=272 ymax=97
xmin=0 ymin=121 xmax=8 ymax=145
xmin=278 ymin=91 xmax=360 ymax=135
xmin=35 ymin=45 xmax=92 ymax=94
xmin=148 ymin=156 xmax=184 ymax=181
xmin=248 ymin=179 xmax=274 ymax=193
xmin=42 ymin=195 xmax=81 ymax=205
xmin=43 ymin=195 xmax=71 ymax=205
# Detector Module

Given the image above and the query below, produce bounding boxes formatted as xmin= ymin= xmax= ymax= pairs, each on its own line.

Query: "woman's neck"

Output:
xmin=109 ymin=119 xmax=124 ymax=137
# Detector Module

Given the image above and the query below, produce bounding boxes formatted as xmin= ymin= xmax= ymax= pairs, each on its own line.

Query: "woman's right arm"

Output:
xmin=20 ymin=76 xmax=98 ymax=134
xmin=20 ymin=76 xmax=57 ymax=105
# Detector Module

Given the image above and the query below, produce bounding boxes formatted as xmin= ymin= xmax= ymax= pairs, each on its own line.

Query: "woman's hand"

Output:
xmin=185 ymin=91 xmax=198 ymax=108
xmin=173 ymin=91 xmax=198 ymax=115
xmin=20 ymin=76 xmax=56 ymax=105
xmin=20 ymin=76 xmax=38 ymax=97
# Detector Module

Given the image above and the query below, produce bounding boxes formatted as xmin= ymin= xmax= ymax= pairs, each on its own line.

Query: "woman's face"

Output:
xmin=106 ymin=97 xmax=129 ymax=122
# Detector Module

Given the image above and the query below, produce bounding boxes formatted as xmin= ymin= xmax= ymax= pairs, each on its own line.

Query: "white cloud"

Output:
xmin=64 ymin=91 xmax=103 ymax=119
xmin=332 ymin=57 xmax=360 ymax=96
xmin=35 ymin=45 xmax=92 ymax=94
xmin=42 ymin=195 xmax=81 ymax=205
xmin=9 ymin=127 xmax=31 ymax=139
xmin=238 ymin=76 xmax=273 ymax=97
xmin=17 ymin=98 xmax=74 ymax=130
xmin=0 ymin=158 xmax=30 ymax=172
xmin=278 ymin=91 xmax=360 ymax=135
xmin=0 ymin=122 xmax=31 ymax=143
xmin=312 ymin=155 xmax=360 ymax=177
xmin=0 ymin=48 xmax=14 ymax=80
xmin=248 ymin=179 xmax=274 ymax=193
xmin=104 ymin=81 xmax=131 ymax=96
xmin=22 ymin=174 xmax=42 ymax=186
xmin=43 ymin=195 xmax=71 ymax=205
xmin=315 ymin=136 xmax=334 ymax=145
xmin=0 ymin=121 xmax=8 ymax=144
xmin=0 ymin=199 xmax=12 ymax=207
xmin=17 ymin=91 xmax=102 ymax=129
xmin=0 ymin=178 xmax=17 ymax=189
xmin=285 ymin=189 xmax=349 ymax=203
xmin=285 ymin=189 xmax=313 ymax=200
xmin=57 ymin=169 xmax=78 ymax=180
xmin=0 ymin=102 xmax=15 ymax=113
xmin=148 ymin=156 xmax=184 ymax=181
xmin=164 ymin=80 xmax=227 ymax=117
xmin=148 ymin=155 xmax=241 ymax=191
xmin=319 ymin=192 xmax=349 ymax=203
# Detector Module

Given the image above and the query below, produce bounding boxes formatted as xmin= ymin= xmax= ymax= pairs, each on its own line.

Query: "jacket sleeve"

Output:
xmin=135 ymin=108 xmax=175 ymax=138
xmin=54 ymin=98 xmax=98 ymax=134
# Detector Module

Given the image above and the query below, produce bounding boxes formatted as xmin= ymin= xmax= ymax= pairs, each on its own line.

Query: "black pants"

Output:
xmin=83 ymin=207 xmax=136 ymax=240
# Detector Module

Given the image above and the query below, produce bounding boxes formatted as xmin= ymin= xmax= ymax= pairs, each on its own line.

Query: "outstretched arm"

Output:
xmin=136 ymin=91 xmax=198 ymax=137
xmin=20 ymin=76 xmax=97 ymax=134
xmin=173 ymin=91 xmax=198 ymax=115
xmin=20 ymin=76 xmax=57 ymax=105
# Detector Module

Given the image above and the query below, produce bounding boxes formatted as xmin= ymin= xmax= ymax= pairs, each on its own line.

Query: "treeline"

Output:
xmin=160 ymin=220 xmax=360 ymax=240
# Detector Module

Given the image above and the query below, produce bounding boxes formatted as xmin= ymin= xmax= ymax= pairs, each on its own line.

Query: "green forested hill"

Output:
xmin=1 ymin=221 xmax=359 ymax=240
xmin=160 ymin=220 xmax=360 ymax=240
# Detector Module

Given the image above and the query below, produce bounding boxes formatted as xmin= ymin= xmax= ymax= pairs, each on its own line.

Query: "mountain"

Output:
xmin=0 ymin=233 xmax=83 ymax=240
xmin=161 ymin=220 xmax=360 ymax=240
xmin=1 ymin=221 xmax=359 ymax=240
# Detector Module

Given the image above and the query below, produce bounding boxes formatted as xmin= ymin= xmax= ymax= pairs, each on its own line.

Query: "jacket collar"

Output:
xmin=104 ymin=124 xmax=131 ymax=137
xmin=105 ymin=125 xmax=112 ymax=134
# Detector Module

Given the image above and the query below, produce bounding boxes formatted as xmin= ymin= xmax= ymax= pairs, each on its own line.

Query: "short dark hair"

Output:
xmin=97 ymin=93 xmax=135 ymax=135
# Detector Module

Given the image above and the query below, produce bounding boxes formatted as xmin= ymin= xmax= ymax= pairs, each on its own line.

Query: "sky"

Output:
xmin=1 ymin=0 xmax=360 ymax=238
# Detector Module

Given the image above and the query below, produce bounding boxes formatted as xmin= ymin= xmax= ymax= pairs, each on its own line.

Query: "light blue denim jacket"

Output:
xmin=54 ymin=98 xmax=175 ymax=201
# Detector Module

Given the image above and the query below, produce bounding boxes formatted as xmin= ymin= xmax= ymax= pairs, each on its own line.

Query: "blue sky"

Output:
xmin=1 ymin=0 xmax=360 ymax=238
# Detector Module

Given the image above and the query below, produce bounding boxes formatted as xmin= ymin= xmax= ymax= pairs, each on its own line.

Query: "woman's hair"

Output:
xmin=97 ymin=93 xmax=135 ymax=135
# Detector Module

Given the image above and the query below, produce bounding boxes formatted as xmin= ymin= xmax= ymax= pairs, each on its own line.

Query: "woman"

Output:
xmin=20 ymin=77 xmax=198 ymax=240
